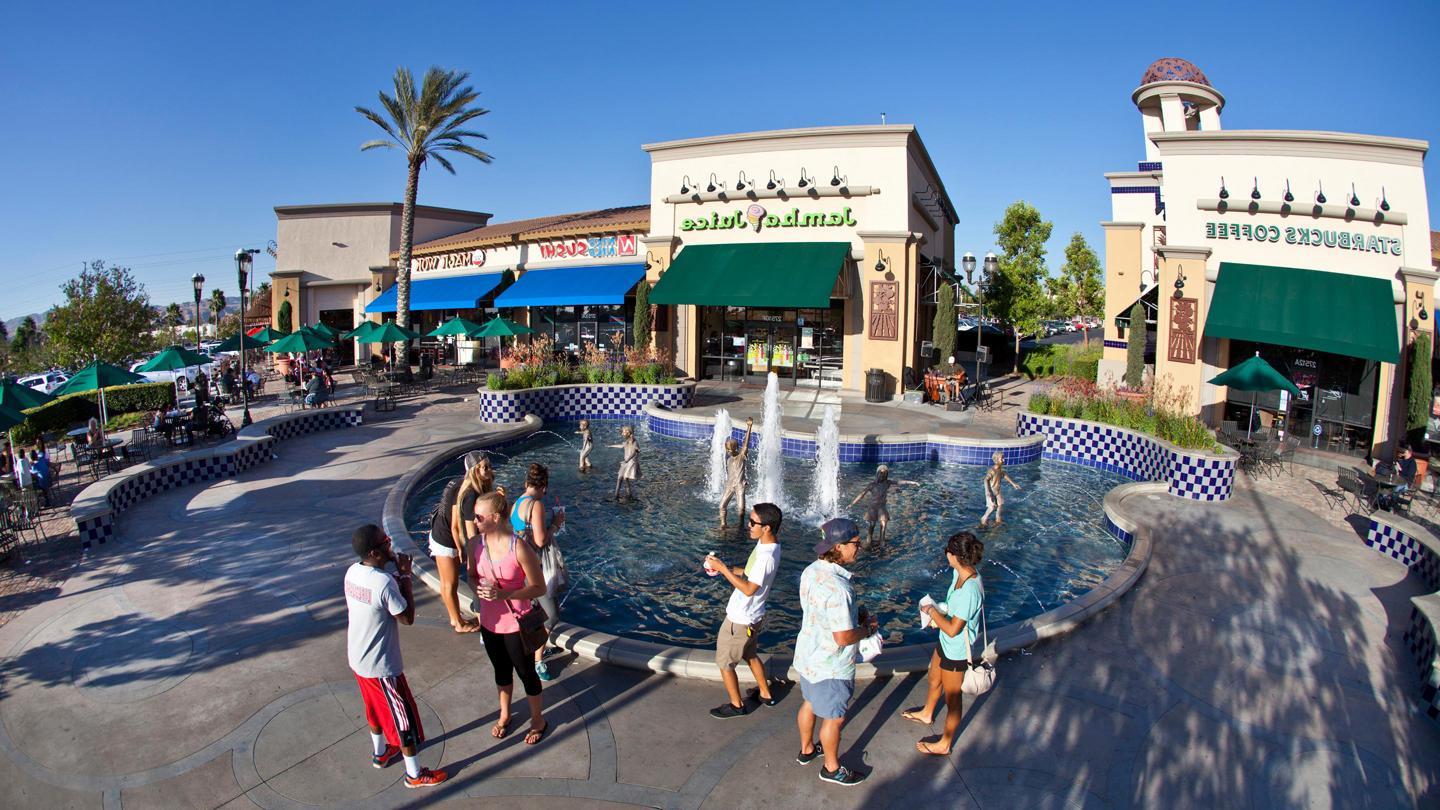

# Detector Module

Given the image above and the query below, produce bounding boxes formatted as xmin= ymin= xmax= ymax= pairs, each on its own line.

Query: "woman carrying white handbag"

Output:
xmin=902 ymin=531 xmax=994 ymax=756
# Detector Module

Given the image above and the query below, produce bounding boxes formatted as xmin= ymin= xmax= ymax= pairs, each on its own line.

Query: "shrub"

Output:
xmin=10 ymin=382 xmax=174 ymax=445
xmin=1124 ymin=300 xmax=1146 ymax=389
xmin=1028 ymin=391 xmax=1052 ymax=414
xmin=1408 ymin=333 xmax=1432 ymax=445
xmin=1025 ymin=375 xmax=1217 ymax=452
xmin=486 ymin=372 xmax=505 ymax=390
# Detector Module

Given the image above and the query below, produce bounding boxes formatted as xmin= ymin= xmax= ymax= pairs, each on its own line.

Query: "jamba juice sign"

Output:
xmin=681 ymin=205 xmax=858 ymax=233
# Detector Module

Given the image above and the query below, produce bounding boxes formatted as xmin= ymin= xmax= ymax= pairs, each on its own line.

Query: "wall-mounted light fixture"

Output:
xmin=1173 ymin=265 xmax=1187 ymax=299
xmin=1250 ymin=178 xmax=1260 ymax=201
xmin=767 ymin=170 xmax=782 ymax=190
xmin=1218 ymin=177 xmax=1228 ymax=200
xmin=1316 ymin=181 xmax=1327 ymax=204
xmin=1380 ymin=187 xmax=1391 ymax=212
xmin=874 ymin=249 xmax=889 ymax=273
xmin=1283 ymin=179 xmax=1294 ymax=203
xmin=830 ymin=165 xmax=847 ymax=187
xmin=797 ymin=168 xmax=813 ymax=188
xmin=1416 ymin=290 xmax=1429 ymax=323
xmin=680 ymin=175 xmax=693 ymax=195
xmin=1349 ymin=184 xmax=1361 ymax=208
xmin=644 ymin=250 xmax=659 ymax=270
xmin=707 ymin=173 xmax=725 ymax=193
xmin=736 ymin=171 xmax=750 ymax=191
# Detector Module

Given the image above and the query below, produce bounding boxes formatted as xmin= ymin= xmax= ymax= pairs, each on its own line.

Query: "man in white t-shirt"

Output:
xmin=704 ymin=502 xmax=782 ymax=719
xmin=344 ymin=524 xmax=448 ymax=789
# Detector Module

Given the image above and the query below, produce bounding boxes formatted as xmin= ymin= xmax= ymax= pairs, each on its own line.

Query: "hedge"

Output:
xmin=10 ymin=382 xmax=175 ymax=445
xmin=1020 ymin=343 xmax=1101 ymax=382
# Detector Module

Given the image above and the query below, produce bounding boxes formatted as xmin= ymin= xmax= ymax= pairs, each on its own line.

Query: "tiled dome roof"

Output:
xmin=1141 ymin=57 xmax=1211 ymax=87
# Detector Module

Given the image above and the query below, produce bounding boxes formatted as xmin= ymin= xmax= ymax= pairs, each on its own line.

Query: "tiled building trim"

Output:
xmin=1366 ymin=513 xmax=1440 ymax=726
xmin=1016 ymin=413 xmax=1237 ymax=502
xmin=477 ymin=382 xmax=696 ymax=424
xmin=71 ymin=406 xmax=366 ymax=550
xmin=1103 ymin=340 xmax=1128 ymax=350
xmin=643 ymin=403 xmax=1044 ymax=466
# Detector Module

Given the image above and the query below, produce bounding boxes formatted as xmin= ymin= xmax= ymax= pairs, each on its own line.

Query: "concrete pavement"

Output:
xmin=0 ymin=387 xmax=1435 ymax=808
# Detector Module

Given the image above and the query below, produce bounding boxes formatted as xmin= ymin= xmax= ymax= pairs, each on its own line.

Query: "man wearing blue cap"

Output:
xmin=793 ymin=517 xmax=877 ymax=787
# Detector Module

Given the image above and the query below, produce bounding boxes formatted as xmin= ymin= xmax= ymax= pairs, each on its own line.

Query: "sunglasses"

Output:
xmin=746 ymin=516 xmax=769 ymax=529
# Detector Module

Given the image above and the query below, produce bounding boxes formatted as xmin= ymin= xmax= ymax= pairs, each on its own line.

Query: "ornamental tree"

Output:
xmin=43 ymin=261 xmax=158 ymax=368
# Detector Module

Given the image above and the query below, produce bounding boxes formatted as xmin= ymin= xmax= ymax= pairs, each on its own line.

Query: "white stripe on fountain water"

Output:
xmin=751 ymin=372 xmax=786 ymax=509
xmin=803 ymin=404 xmax=840 ymax=524
xmin=704 ymin=408 xmax=733 ymax=502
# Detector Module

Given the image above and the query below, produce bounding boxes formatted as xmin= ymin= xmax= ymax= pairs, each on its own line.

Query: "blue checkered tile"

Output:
xmin=479 ymin=384 xmax=695 ymax=424
xmin=1017 ymin=413 xmax=1235 ymax=501
xmin=1405 ymin=604 xmax=1440 ymax=725
xmin=1365 ymin=520 xmax=1440 ymax=591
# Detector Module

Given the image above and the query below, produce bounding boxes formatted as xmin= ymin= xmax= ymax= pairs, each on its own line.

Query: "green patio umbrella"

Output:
xmin=356 ymin=320 xmax=422 ymax=344
xmin=471 ymin=316 xmax=535 ymax=338
xmin=341 ymin=321 xmax=379 ymax=341
xmin=428 ymin=316 xmax=487 ymax=338
xmin=263 ymin=331 xmax=336 ymax=354
xmin=306 ymin=322 xmax=342 ymax=340
xmin=251 ymin=326 xmax=290 ymax=343
xmin=52 ymin=361 xmax=149 ymax=433
xmin=139 ymin=345 xmax=214 ymax=402
xmin=214 ymin=332 xmax=267 ymax=352
xmin=0 ymin=379 xmax=55 ymax=411
xmin=1208 ymin=353 xmax=1302 ymax=439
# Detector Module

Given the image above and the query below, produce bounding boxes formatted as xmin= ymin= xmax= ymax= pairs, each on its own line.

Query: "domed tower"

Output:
xmin=1133 ymin=57 xmax=1224 ymax=160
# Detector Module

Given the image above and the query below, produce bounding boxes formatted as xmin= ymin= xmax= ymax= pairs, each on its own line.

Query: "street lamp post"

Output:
xmin=191 ymin=273 xmax=206 ymax=351
xmin=235 ymin=249 xmax=259 ymax=427
xmin=961 ymin=251 xmax=999 ymax=405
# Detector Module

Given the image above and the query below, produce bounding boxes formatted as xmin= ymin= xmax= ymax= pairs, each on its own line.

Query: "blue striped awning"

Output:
xmin=364 ymin=273 xmax=505 ymax=314
xmin=492 ymin=264 xmax=645 ymax=308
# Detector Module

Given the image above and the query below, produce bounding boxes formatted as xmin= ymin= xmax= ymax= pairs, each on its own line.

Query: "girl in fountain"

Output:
xmin=718 ymin=418 xmax=755 ymax=529
xmin=576 ymin=419 xmax=594 ymax=472
xmin=848 ymin=465 xmax=918 ymax=545
xmin=610 ymin=425 xmax=641 ymax=501
xmin=441 ymin=452 xmax=501 ymax=633
xmin=979 ymin=451 xmax=1020 ymax=528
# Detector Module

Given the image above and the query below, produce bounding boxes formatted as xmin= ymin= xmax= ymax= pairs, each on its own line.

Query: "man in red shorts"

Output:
xmin=344 ymin=524 xmax=448 ymax=788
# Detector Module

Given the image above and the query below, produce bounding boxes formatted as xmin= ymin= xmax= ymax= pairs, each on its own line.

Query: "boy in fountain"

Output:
xmin=979 ymin=451 xmax=1020 ymax=527
xmin=610 ymin=425 xmax=640 ymax=501
xmin=848 ymin=465 xmax=918 ymax=545
xmin=704 ymin=501 xmax=781 ymax=718
xmin=576 ymin=419 xmax=594 ymax=472
xmin=718 ymin=417 xmax=755 ymax=528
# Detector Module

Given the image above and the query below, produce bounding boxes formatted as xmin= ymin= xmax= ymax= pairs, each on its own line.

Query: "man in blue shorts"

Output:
xmin=793 ymin=517 xmax=877 ymax=786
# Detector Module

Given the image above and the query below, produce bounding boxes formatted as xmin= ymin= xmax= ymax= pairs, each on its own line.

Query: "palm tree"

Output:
xmin=165 ymin=303 xmax=183 ymax=343
xmin=210 ymin=289 xmax=227 ymax=339
xmin=356 ymin=66 xmax=492 ymax=363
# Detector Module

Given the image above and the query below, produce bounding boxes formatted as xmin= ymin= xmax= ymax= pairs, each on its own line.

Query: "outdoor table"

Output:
xmin=374 ymin=382 xmax=398 ymax=412
xmin=66 ymin=427 xmax=90 ymax=439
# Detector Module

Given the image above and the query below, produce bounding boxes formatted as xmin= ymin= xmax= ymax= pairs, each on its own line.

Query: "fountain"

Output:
xmin=804 ymin=405 xmax=841 ymax=522
xmin=704 ymin=408 xmax=733 ymax=501
xmin=751 ymin=372 xmax=786 ymax=508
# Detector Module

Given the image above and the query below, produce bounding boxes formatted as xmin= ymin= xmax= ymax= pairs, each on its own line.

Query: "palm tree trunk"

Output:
xmin=395 ymin=159 xmax=421 ymax=368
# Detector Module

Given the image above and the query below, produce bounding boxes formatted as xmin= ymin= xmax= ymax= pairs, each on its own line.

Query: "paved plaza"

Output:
xmin=0 ymin=386 xmax=1437 ymax=808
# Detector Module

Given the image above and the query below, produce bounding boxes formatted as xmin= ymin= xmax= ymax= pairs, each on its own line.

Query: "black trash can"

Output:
xmin=865 ymin=368 xmax=889 ymax=403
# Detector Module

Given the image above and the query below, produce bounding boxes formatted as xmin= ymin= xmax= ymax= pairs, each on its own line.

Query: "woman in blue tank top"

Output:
xmin=510 ymin=463 xmax=566 ymax=680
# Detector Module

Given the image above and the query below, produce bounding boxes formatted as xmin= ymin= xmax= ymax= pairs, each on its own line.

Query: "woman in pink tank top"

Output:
xmin=466 ymin=490 xmax=550 ymax=745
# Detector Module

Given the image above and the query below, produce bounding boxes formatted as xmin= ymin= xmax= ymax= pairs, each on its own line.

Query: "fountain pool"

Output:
xmin=405 ymin=421 xmax=1131 ymax=652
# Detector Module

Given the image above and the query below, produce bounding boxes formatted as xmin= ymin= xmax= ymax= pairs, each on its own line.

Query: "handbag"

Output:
xmin=960 ymin=581 xmax=997 ymax=696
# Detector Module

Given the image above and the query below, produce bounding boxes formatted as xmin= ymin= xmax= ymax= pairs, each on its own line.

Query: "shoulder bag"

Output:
xmin=960 ymin=581 xmax=997 ymax=696
xmin=482 ymin=536 xmax=551 ymax=656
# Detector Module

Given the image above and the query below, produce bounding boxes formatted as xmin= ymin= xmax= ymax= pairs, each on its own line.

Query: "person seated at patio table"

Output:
xmin=85 ymin=417 xmax=105 ymax=450
xmin=0 ymin=442 xmax=12 ymax=479
xmin=244 ymin=369 xmax=261 ymax=398
xmin=304 ymin=372 xmax=329 ymax=408
xmin=193 ymin=371 xmax=210 ymax=408
xmin=150 ymin=408 xmax=175 ymax=441
xmin=28 ymin=447 xmax=50 ymax=503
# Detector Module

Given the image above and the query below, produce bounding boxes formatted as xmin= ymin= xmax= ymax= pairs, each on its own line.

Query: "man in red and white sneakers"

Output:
xmin=344 ymin=524 xmax=448 ymax=788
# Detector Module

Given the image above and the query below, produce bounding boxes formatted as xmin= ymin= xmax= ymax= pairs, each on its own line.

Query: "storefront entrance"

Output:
xmin=1226 ymin=340 xmax=1379 ymax=456
xmin=700 ymin=303 xmax=844 ymax=387
xmin=318 ymin=309 xmax=356 ymax=365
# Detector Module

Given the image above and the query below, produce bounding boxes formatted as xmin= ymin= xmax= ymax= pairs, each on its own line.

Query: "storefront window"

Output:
xmin=698 ymin=302 xmax=845 ymax=387
xmin=1226 ymin=340 xmax=1378 ymax=454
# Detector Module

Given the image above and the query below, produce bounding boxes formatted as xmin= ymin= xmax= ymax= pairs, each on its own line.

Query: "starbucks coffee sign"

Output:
xmin=681 ymin=204 xmax=858 ymax=233
xmin=1204 ymin=220 xmax=1401 ymax=255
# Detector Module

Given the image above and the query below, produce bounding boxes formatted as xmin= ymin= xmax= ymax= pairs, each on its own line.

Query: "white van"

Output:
xmin=18 ymin=371 xmax=69 ymax=394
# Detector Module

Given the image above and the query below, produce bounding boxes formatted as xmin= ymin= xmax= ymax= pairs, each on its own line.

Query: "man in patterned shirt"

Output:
xmin=792 ymin=517 xmax=877 ymax=787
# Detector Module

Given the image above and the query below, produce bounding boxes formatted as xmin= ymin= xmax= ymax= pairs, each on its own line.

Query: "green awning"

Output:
xmin=1204 ymin=262 xmax=1400 ymax=364
xmin=649 ymin=242 xmax=849 ymax=309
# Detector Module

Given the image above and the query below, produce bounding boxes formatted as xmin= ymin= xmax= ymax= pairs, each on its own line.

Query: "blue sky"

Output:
xmin=2 ymin=1 xmax=1436 ymax=323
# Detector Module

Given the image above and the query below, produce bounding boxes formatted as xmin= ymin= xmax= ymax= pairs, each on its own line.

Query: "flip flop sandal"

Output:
xmin=491 ymin=720 xmax=511 ymax=739
xmin=525 ymin=721 xmax=549 ymax=745
xmin=901 ymin=709 xmax=932 ymax=725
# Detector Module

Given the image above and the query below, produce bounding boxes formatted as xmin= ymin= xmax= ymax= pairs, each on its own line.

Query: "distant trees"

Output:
xmin=164 ymin=303 xmax=184 ymax=345
xmin=1060 ymin=233 xmax=1103 ymax=346
xmin=209 ymin=289 xmax=227 ymax=327
xmin=43 ymin=260 xmax=158 ymax=368
xmin=989 ymin=202 xmax=1053 ymax=372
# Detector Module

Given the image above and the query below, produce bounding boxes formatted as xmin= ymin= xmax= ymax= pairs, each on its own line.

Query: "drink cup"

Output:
xmin=704 ymin=552 xmax=720 ymax=576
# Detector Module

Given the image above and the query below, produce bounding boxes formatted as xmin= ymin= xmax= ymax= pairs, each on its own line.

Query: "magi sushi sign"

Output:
xmin=681 ymin=205 xmax=859 ymax=232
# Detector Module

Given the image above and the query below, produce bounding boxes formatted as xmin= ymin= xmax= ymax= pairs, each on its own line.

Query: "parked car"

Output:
xmin=130 ymin=358 xmax=215 ymax=386
xmin=18 ymin=371 xmax=69 ymax=394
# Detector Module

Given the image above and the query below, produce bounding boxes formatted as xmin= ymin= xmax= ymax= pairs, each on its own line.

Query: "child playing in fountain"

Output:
xmin=979 ymin=451 xmax=1020 ymax=528
xmin=719 ymin=418 xmax=755 ymax=528
xmin=610 ymin=425 xmax=641 ymax=501
xmin=577 ymin=419 xmax=594 ymax=472
xmin=849 ymin=465 xmax=918 ymax=545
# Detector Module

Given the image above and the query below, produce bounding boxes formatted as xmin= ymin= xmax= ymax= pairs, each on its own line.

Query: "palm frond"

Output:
xmin=360 ymin=139 xmax=395 ymax=151
xmin=438 ymin=143 xmax=494 ymax=164
xmin=355 ymin=105 xmax=401 ymax=144
xmin=430 ymin=152 xmax=456 ymax=174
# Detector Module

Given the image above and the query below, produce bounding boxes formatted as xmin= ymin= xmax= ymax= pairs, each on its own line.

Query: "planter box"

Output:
xmin=1017 ymin=411 xmax=1238 ymax=502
